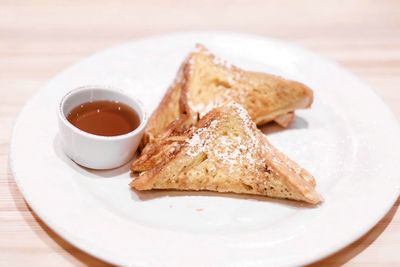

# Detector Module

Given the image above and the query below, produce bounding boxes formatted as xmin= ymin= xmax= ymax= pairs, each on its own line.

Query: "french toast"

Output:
xmin=142 ymin=44 xmax=313 ymax=147
xmin=131 ymin=103 xmax=322 ymax=204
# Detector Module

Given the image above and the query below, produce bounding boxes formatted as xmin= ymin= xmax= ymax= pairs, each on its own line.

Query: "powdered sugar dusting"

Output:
xmin=230 ymin=102 xmax=263 ymax=152
xmin=192 ymin=44 xmax=211 ymax=55
xmin=185 ymin=103 xmax=268 ymax=173
xmin=227 ymin=75 xmax=235 ymax=85
xmin=186 ymin=120 xmax=219 ymax=157
xmin=186 ymin=45 xmax=251 ymax=118
xmin=188 ymin=85 xmax=248 ymax=118
xmin=189 ymin=99 xmax=225 ymax=117
xmin=213 ymin=55 xmax=232 ymax=69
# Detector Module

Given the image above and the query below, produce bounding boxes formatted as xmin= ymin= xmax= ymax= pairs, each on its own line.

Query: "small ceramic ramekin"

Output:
xmin=58 ymin=85 xmax=147 ymax=170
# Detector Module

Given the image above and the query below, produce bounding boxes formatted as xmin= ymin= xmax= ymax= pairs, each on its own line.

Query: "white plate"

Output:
xmin=10 ymin=32 xmax=400 ymax=266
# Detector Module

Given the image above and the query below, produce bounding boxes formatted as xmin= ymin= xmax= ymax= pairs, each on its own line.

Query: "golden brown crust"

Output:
xmin=133 ymin=45 xmax=319 ymax=204
xmin=132 ymin=115 xmax=194 ymax=172
xmin=131 ymin=103 xmax=322 ymax=204
xmin=131 ymin=108 xmax=222 ymax=188
xmin=272 ymin=112 xmax=295 ymax=128
xmin=140 ymin=44 xmax=314 ymax=152
xmin=180 ymin=44 xmax=313 ymax=126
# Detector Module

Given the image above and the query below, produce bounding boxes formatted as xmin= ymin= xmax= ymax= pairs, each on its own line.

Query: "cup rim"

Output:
xmin=58 ymin=85 xmax=148 ymax=141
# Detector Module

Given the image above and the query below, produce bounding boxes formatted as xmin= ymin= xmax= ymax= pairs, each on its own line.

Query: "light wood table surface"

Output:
xmin=1 ymin=1 xmax=399 ymax=266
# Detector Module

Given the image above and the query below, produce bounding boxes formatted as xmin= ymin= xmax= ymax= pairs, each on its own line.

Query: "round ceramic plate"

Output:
xmin=10 ymin=32 xmax=400 ymax=266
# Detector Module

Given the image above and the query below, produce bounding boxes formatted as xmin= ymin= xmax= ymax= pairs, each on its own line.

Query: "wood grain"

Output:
xmin=1 ymin=0 xmax=399 ymax=266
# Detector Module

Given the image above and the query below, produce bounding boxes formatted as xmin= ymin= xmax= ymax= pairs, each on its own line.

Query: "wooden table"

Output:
xmin=1 ymin=1 xmax=399 ymax=266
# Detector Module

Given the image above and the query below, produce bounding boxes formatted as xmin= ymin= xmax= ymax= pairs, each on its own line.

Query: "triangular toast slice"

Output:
xmin=143 ymin=44 xmax=313 ymax=147
xmin=131 ymin=103 xmax=322 ymax=204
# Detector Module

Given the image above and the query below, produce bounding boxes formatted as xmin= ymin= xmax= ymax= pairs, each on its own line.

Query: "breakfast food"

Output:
xmin=142 ymin=44 xmax=313 ymax=148
xmin=131 ymin=103 xmax=322 ymax=204
xmin=131 ymin=115 xmax=192 ymax=172
xmin=67 ymin=100 xmax=140 ymax=137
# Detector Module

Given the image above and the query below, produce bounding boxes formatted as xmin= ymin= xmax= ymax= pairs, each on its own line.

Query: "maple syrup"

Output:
xmin=67 ymin=100 xmax=140 ymax=136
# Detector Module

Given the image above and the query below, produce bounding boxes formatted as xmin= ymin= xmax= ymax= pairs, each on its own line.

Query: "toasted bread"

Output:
xmin=132 ymin=119 xmax=191 ymax=172
xmin=274 ymin=112 xmax=295 ymax=128
xmin=131 ymin=103 xmax=321 ymax=204
xmin=141 ymin=65 xmax=186 ymax=146
xmin=142 ymin=44 xmax=312 ymax=148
